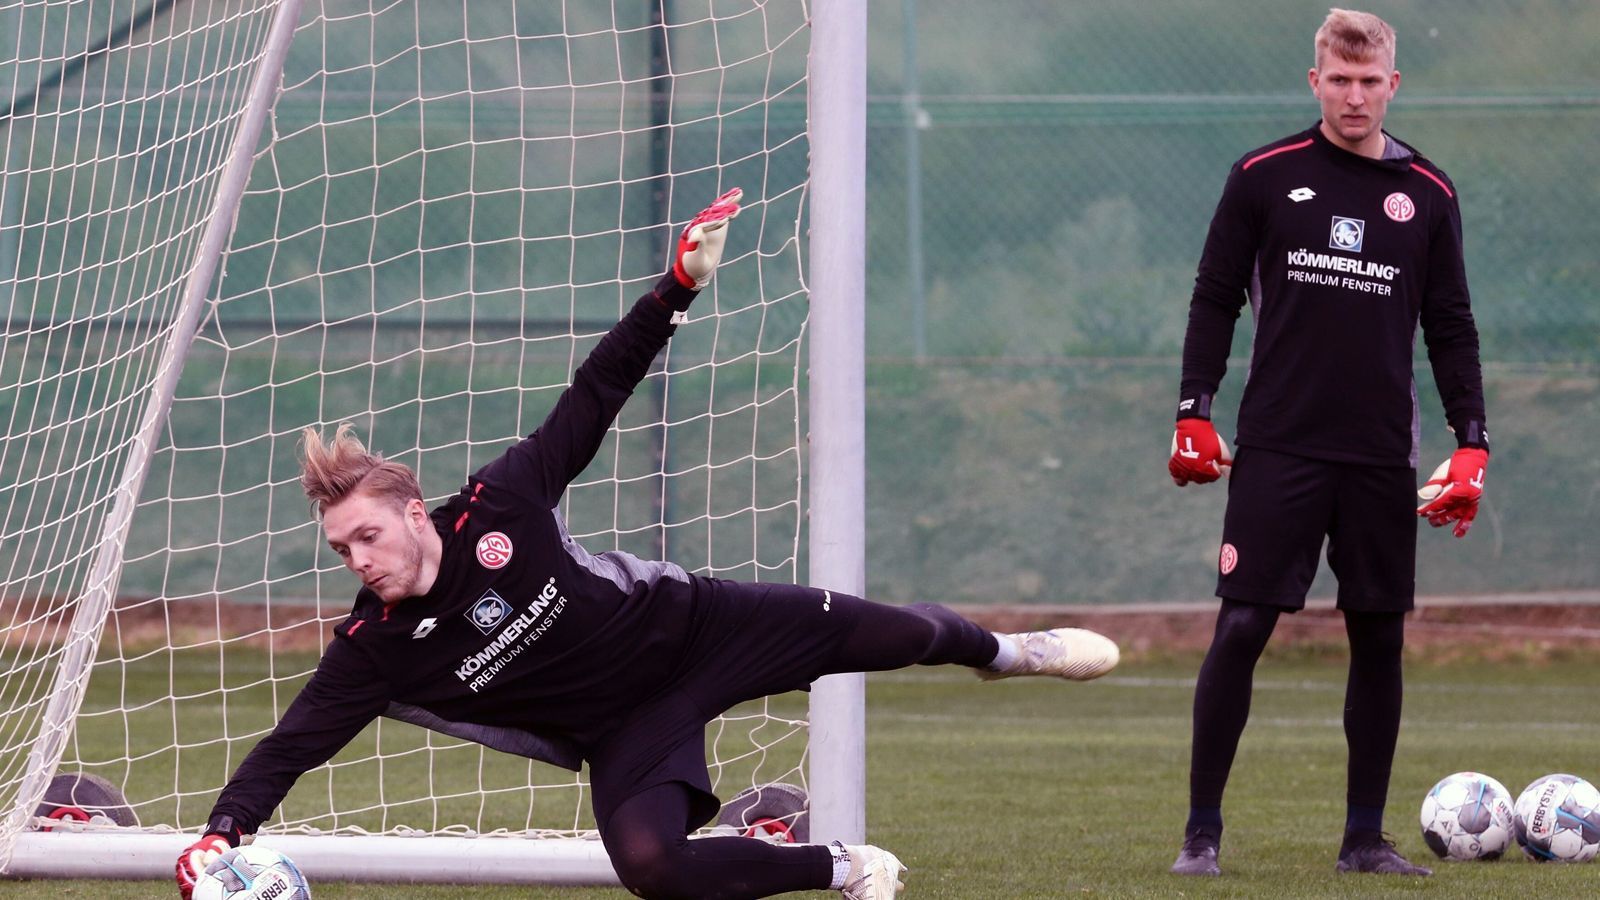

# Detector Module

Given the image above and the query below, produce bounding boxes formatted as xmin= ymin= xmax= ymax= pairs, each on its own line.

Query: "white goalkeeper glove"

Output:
xmin=175 ymin=833 xmax=231 ymax=899
xmin=672 ymin=187 xmax=742 ymax=290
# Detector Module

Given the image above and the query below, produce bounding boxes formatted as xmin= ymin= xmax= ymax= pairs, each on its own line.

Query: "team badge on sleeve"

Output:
xmin=1383 ymin=192 xmax=1415 ymax=222
xmin=476 ymin=531 xmax=513 ymax=569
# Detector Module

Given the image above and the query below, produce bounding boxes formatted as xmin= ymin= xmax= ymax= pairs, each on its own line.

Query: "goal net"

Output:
xmin=0 ymin=0 xmax=849 ymax=882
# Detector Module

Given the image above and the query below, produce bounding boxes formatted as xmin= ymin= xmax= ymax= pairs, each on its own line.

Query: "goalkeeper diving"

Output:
xmin=174 ymin=189 xmax=1120 ymax=900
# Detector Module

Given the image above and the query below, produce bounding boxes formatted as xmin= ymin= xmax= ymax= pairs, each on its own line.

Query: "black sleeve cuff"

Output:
xmin=205 ymin=814 xmax=245 ymax=845
xmin=651 ymin=271 xmax=699 ymax=312
xmin=1175 ymin=392 xmax=1213 ymax=421
xmin=1451 ymin=418 xmax=1490 ymax=452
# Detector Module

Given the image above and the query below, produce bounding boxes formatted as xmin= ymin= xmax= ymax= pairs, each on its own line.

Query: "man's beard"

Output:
xmin=381 ymin=529 xmax=426 ymax=600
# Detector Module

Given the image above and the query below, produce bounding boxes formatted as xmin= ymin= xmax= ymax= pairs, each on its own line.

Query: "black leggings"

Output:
xmin=824 ymin=599 xmax=999 ymax=674
xmin=603 ymin=782 xmax=832 ymax=900
xmin=1188 ymin=599 xmax=1405 ymax=813
xmin=601 ymin=599 xmax=996 ymax=899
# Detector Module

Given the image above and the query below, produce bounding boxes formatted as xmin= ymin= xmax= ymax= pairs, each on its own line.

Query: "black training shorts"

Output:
xmin=586 ymin=578 xmax=865 ymax=833
xmin=1215 ymin=445 xmax=1417 ymax=612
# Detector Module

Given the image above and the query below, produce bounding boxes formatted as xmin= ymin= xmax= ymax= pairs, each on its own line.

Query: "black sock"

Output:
xmin=1185 ymin=806 xmax=1223 ymax=837
xmin=1340 ymin=826 xmax=1384 ymax=855
xmin=1344 ymin=803 xmax=1384 ymax=836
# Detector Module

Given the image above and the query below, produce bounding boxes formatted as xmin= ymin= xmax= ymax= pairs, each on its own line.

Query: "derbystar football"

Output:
xmin=193 ymin=844 xmax=312 ymax=900
xmin=1419 ymin=771 xmax=1514 ymax=860
xmin=1513 ymin=773 xmax=1600 ymax=862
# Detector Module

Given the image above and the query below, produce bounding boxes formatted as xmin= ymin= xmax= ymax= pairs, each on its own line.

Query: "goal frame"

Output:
xmin=2 ymin=0 xmax=866 ymax=883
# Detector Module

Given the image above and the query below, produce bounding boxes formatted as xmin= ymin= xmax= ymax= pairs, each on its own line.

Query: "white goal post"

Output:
xmin=0 ymin=0 xmax=864 ymax=883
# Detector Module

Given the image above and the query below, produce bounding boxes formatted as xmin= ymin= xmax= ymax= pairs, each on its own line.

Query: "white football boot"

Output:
xmin=838 ymin=843 xmax=906 ymax=900
xmin=978 ymin=627 xmax=1120 ymax=681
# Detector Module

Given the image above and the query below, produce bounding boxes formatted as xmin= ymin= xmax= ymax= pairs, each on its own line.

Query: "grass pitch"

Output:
xmin=8 ymin=652 xmax=1597 ymax=898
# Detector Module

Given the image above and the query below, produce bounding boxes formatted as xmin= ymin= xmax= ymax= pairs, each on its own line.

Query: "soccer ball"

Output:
xmin=1419 ymin=771 xmax=1515 ymax=860
xmin=193 ymin=845 xmax=312 ymax=900
xmin=1513 ymin=773 xmax=1600 ymax=862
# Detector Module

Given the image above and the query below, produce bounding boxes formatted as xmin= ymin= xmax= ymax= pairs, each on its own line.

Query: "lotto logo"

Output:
xmin=1328 ymin=216 xmax=1364 ymax=253
xmin=476 ymin=531 xmax=513 ymax=569
xmin=466 ymin=590 xmax=514 ymax=634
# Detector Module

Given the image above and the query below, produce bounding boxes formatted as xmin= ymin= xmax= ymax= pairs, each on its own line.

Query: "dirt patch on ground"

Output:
xmin=2 ymin=595 xmax=338 ymax=654
xmin=11 ymin=595 xmax=1600 ymax=663
xmin=955 ymin=601 xmax=1600 ymax=663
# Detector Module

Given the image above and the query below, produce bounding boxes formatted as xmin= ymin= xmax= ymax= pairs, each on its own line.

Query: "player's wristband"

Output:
xmin=1450 ymin=418 xmax=1489 ymax=452
xmin=1175 ymin=392 xmax=1213 ymax=422
xmin=651 ymin=271 xmax=698 ymax=313
xmin=204 ymin=815 xmax=244 ymax=847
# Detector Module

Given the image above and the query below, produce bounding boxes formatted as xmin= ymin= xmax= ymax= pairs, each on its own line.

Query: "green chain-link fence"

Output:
xmin=859 ymin=1 xmax=1599 ymax=604
xmin=4 ymin=1 xmax=1594 ymax=607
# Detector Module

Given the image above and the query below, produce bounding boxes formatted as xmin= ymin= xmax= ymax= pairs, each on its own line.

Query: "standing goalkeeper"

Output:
xmin=171 ymin=189 xmax=1120 ymax=900
xmin=1166 ymin=9 xmax=1489 ymax=878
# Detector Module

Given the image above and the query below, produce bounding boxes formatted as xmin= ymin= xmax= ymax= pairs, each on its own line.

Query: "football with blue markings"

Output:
xmin=1513 ymin=773 xmax=1600 ymax=863
xmin=193 ymin=844 xmax=312 ymax=900
xmin=1419 ymin=771 xmax=1515 ymax=860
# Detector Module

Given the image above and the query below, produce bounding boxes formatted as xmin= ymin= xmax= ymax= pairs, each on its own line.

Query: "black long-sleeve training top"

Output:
xmin=1180 ymin=123 xmax=1487 ymax=467
xmin=205 ymin=275 xmax=708 ymax=839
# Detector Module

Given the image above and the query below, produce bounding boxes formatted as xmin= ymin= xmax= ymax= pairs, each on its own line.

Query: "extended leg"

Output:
xmin=824 ymin=597 xmax=1117 ymax=681
xmin=824 ymin=598 xmax=1000 ymax=672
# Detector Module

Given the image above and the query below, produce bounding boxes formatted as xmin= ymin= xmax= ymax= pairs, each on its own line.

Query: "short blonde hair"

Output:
xmin=1314 ymin=8 xmax=1396 ymax=70
xmin=299 ymin=422 xmax=423 ymax=518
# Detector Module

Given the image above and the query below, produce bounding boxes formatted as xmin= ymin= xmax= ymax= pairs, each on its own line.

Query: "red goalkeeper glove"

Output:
xmin=175 ymin=833 xmax=231 ymax=899
xmin=1169 ymin=418 xmax=1232 ymax=486
xmin=672 ymin=187 xmax=742 ymax=290
xmin=1416 ymin=447 xmax=1488 ymax=538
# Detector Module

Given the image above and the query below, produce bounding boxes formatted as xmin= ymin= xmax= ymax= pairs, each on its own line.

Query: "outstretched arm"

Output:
xmin=484 ymin=189 xmax=743 ymax=507
xmin=176 ymin=640 xmax=388 ymax=897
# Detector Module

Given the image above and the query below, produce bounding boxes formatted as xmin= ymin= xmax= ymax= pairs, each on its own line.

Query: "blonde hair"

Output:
xmin=1314 ymin=8 xmax=1396 ymax=70
xmin=299 ymin=422 xmax=423 ymax=517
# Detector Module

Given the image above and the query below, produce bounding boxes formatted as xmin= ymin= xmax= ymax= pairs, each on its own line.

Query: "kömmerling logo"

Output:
xmin=1329 ymin=216 xmax=1365 ymax=253
xmin=466 ymin=590 xmax=514 ymax=635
